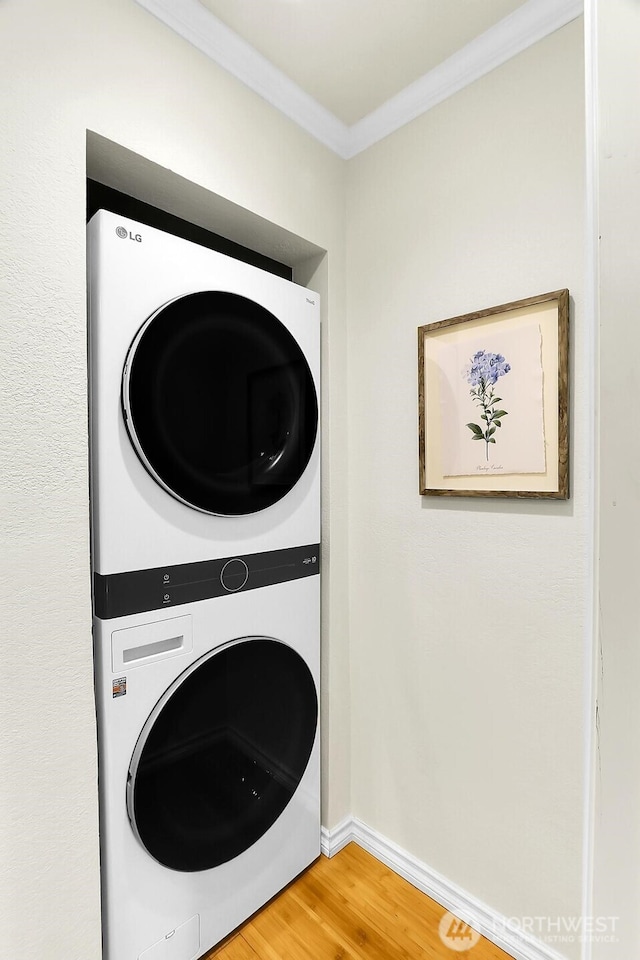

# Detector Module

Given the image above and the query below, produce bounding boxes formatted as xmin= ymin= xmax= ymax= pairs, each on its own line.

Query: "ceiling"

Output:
xmin=136 ymin=0 xmax=584 ymax=157
xmin=198 ymin=0 xmax=528 ymax=125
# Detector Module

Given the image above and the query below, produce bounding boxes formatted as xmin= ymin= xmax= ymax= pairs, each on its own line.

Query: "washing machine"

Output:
xmin=87 ymin=209 xmax=321 ymax=579
xmin=87 ymin=210 xmax=321 ymax=959
xmin=94 ymin=572 xmax=320 ymax=960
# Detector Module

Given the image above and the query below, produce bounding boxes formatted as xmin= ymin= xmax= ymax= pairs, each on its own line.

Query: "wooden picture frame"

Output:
xmin=418 ymin=289 xmax=569 ymax=499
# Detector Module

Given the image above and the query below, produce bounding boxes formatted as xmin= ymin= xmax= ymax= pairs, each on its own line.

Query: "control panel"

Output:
xmin=94 ymin=544 xmax=320 ymax=619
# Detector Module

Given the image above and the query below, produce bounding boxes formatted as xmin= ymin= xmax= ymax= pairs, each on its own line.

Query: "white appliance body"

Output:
xmin=95 ymin=578 xmax=320 ymax=960
xmin=88 ymin=211 xmax=321 ymax=960
xmin=88 ymin=210 xmax=320 ymax=577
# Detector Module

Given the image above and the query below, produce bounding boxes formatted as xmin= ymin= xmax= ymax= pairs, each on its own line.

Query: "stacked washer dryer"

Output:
xmin=88 ymin=210 xmax=320 ymax=960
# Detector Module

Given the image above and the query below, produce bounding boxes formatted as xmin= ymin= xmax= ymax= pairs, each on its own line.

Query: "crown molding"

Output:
xmin=135 ymin=0 xmax=584 ymax=160
xmin=346 ymin=0 xmax=584 ymax=157
xmin=134 ymin=0 xmax=350 ymax=156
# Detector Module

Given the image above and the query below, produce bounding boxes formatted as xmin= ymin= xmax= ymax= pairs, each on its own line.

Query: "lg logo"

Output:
xmin=116 ymin=226 xmax=142 ymax=243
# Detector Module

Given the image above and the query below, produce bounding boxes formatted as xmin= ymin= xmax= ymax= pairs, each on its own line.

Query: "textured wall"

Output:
xmin=346 ymin=21 xmax=587 ymax=957
xmin=0 ymin=1 xmax=347 ymax=957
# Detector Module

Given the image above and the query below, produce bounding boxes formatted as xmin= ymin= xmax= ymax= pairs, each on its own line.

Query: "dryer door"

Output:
xmin=122 ymin=291 xmax=318 ymax=516
xmin=127 ymin=638 xmax=318 ymax=872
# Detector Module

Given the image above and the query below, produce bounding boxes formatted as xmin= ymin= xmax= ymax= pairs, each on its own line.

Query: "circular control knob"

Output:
xmin=220 ymin=558 xmax=249 ymax=592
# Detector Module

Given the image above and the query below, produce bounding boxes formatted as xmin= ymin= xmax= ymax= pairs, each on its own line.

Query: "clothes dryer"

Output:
xmin=94 ymin=567 xmax=319 ymax=960
xmin=88 ymin=210 xmax=320 ymax=578
xmin=88 ymin=210 xmax=322 ymax=959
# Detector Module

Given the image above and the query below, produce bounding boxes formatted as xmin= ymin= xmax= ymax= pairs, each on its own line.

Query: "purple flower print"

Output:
xmin=464 ymin=350 xmax=511 ymax=461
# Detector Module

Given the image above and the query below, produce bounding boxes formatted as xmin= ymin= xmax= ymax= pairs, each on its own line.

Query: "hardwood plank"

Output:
xmin=338 ymin=843 xmax=511 ymax=960
xmin=290 ymin=868 xmax=416 ymax=959
xmin=307 ymin=850 xmax=446 ymax=958
xmin=243 ymin=891 xmax=359 ymax=960
xmin=204 ymin=842 xmax=515 ymax=960
xmin=204 ymin=933 xmax=259 ymax=960
xmin=336 ymin=844 xmax=512 ymax=960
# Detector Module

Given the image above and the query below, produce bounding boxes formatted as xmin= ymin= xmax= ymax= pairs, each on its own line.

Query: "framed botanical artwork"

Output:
xmin=418 ymin=289 xmax=569 ymax=499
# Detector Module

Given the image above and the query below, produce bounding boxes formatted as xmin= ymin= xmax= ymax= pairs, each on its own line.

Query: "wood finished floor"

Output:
xmin=202 ymin=842 xmax=514 ymax=960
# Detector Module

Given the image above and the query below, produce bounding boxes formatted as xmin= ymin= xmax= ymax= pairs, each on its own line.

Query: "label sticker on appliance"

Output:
xmin=112 ymin=677 xmax=127 ymax=698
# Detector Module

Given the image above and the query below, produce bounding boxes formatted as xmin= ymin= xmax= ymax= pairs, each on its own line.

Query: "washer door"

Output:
xmin=127 ymin=638 xmax=318 ymax=872
xmin=122 ymin=291 xmax=318 ymax=516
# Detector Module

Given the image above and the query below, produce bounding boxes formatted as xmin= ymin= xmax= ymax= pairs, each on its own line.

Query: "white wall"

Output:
xmin=0 ymin=1 xmax=348 ymax=957
xmin=0 ymin=2 xmax=595 ymax=957
xmin=346 ymin=20 xmax=587 ymax=956
xmin=592 ymin=0 xmax=640 ymax=955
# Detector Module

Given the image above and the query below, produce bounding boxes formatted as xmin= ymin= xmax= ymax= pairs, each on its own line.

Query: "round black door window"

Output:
xmin=127 ymin=638 xmax=318 ymax=872
xmin=122 ymin=291 xmax=318 ymax=516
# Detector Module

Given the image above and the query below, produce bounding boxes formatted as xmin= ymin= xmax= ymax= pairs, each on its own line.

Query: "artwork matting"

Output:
xmin=418 ymin=289 xmax=569 ymax=499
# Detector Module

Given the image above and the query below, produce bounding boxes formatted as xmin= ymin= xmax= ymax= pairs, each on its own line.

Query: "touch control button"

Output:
xmin=220 ymin=558 xmax=249 ymax=592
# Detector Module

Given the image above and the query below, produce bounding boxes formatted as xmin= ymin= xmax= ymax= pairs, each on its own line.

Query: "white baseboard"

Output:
xmin=320 ymin=816 xmax=352 ymax=858
xmin=320 ymin=817 xmax=568 ymax=960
